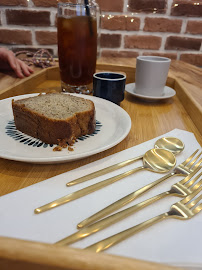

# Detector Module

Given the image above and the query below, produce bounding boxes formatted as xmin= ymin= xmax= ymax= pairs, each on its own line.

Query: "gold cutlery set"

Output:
xmin=34 ymin=137 xmax=202 ymax=253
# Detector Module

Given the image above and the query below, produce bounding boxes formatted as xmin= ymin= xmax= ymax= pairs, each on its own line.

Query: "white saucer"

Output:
xmin=125 ymin=83 xmax=176 ymax=101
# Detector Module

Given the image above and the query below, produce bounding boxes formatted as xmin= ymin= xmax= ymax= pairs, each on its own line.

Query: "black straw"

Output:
xmin=84 ymin=0 xmax=90 ymax=16
xmin=84 ymin=0 xmax=93 ymax=35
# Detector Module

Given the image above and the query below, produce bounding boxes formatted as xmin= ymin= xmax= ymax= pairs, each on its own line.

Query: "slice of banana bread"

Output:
xmin=12 ymin=93 xmax=96 ymax=145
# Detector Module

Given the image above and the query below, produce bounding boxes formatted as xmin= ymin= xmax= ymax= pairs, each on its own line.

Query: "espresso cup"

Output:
xmin=135 ymin=56 xmax=171 ymax=97
xmin=93 ymin=72 xmax=126 ymax=105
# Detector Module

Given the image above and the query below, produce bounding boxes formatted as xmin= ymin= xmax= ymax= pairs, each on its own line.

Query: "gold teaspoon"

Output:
xmin=34 ymin=148 xmax=176 ymax=214
xmin=66 ymin=137 xmax=184 ymax=187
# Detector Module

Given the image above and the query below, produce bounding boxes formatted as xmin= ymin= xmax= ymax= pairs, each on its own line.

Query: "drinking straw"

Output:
xmin=84 ymin=0 xmax=93 ymax=35
xmin=84 ymin=0 xmax=90 ymax=16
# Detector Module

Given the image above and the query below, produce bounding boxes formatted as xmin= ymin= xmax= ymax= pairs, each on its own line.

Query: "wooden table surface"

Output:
xmin=0 ymin=57 xmax=201 ymax=270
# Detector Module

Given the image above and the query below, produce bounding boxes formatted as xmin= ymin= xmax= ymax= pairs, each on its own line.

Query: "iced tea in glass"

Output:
xmin=57 ymin=2 xmax=99 ymax=94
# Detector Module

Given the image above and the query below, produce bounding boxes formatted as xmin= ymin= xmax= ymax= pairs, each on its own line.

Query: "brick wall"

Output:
xmin=0 ymin=0 xmax=201 ymax=66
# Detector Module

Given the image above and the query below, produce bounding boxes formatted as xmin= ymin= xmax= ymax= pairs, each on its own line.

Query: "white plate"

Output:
xmin=125 ymin=83 xmax=176 ymax=101
xmin=0 ymin=93 xmax=131 ymax=164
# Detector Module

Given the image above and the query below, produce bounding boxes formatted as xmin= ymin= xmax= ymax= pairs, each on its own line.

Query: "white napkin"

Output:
xmin=0 ymin=128 xmax=201 ymax=268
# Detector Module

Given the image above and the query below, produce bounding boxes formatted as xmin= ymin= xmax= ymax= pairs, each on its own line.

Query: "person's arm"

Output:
xmin=0 ymin=47 xmax=34 ymax=78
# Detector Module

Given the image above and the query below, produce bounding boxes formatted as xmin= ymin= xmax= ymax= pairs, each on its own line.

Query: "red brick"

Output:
xmin=35 ymin=31 xmax=57 ymax=45
xmin=124 ymin=35 xmax=162 ymax=50
xmin=171 ymin=0 xmax=202 ymax=17
xmin=0 ymin=29 xmax=32 ymax=45
xmin=32 ymin=0 xmax=58 ymax=7
xmin=143 ymin=52 xmax=177 ymax=60
xmin=97 ymin=0 xmax=124 ymax=12
xmin=186 ymin=21 xmax=202 ymax=35
xmin=180 ymin=53 xmax=202 ymax=66
xmin=101 ymin=15 xmax=126 ymax=31
xmin=126 ymin=17 xmax=141 ymax=31
xmin=100 ymin=34 xmax=121 ymax=48
xmin=165 ymin=36 xmax=201 ymax=51
xmin=101 ymin=50 xmax=139 ymax=58
xmin=144 ymin=17 xmax=182 ymax=33
xmin=101 ymin=15 xmax=140 ymax=31
xmin=6 ymin=10 xmax=50 ymax=26
xmin=0 ymin=0 xmax=27 ymax=6
xmin=128 ymin=0 xmax=166 ymax=13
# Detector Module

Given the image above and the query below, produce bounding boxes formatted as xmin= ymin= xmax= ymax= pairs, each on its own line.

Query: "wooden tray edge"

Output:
xmin=174 ymin=78 xmax=202 ymax=135
xmin=0 ymin=236 xmax=182 ymax=270
xmin=0 ymin=68 xmax=51 ymax=100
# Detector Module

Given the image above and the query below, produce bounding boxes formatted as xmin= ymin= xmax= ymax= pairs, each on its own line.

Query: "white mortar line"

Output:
xmin=123 ymin=0 xmax=128 ymax=13
xmin=181 ymin=18 xmax=188 ymax=34
xmin=166 ymin=0 xmax=173 ymax=16
xmin=50 ymin=10 xmax=57 ymax=27
xmin=1 ymin=8 xmax=7 ymax=25
xmin=100 ymin=28 xmax=202 ymax=39
xmin=28 ymin=0 xmax=34 ymax=8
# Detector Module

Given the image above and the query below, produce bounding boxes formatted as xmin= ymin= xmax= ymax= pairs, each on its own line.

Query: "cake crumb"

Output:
xmin=62 ymin=144 xmax=67 ymax=148
xmin=53 ymin=146 xmax=62 ymax=151
xmin=53 ymin=137 xmax=76 ymax=152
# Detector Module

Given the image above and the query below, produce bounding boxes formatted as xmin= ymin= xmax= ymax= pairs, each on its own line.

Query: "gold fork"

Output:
xmin=78 ymin=149 xmax=202 ymax=228
xmin=55 ymin=167 xmax=201 ymax=246
xmin=85 ymin=185 xmax=202 ymax=253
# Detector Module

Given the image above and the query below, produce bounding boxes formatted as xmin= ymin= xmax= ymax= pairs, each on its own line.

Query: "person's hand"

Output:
xmin=0 ymin=47 xmax=34 ymax=78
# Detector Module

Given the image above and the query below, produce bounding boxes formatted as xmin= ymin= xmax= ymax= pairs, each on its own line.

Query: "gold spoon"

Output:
xmin=34 ymin=148 xmax=176 ymax=214
xmin=66 ymin=137 xmax=184 ymax=187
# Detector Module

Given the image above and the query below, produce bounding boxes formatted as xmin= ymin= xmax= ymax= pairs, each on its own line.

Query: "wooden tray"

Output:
xmin=0 ymin=60 xmax=201 ymax=138
xmin=0 ymin=59 xmax=201 ymax=270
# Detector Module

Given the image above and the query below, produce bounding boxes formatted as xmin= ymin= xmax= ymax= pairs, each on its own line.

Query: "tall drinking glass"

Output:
xmin=57 ymin=2 xmax=100 ymax=94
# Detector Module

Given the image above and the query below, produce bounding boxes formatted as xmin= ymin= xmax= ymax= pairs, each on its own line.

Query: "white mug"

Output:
xmin=135 ymin=56 xmax=171 ymax=97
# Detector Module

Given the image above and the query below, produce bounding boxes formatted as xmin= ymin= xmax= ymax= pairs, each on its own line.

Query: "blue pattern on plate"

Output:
xmin=5 ymin=120 xmax=102 ymax=148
